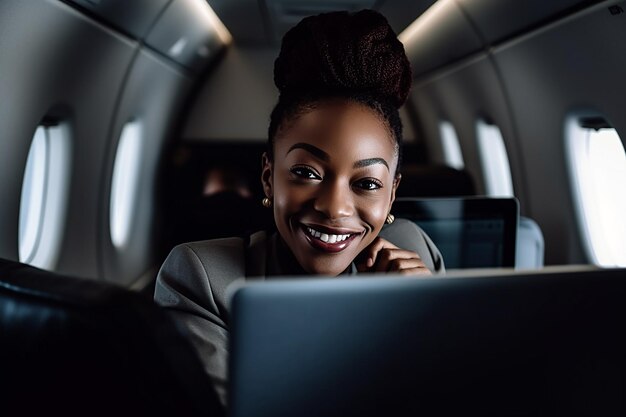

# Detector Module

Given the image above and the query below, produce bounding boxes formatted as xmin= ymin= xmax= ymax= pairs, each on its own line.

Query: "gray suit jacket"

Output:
xmin=154 ymin=219 xmax=444 ymax=405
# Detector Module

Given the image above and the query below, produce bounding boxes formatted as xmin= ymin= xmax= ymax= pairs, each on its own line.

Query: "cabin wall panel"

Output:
xmin=62 ymin=0 xmax=172 ymax=39
xmin=411 ymin=56 xmax=526 ymax=206
xmin=492 ymin=0 xmax=626 ymax=264
xmin=182 ymin=47 xmax=278 ymax=142
xmin=0 ymin=0 xmax=136 ymax=278
xmin=100 ymin=49 xmax=192 ymax=287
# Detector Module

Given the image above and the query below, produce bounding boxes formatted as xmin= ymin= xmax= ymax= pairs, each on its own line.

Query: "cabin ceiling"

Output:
xmin=205 ymin=0 xmax=438 ymax=47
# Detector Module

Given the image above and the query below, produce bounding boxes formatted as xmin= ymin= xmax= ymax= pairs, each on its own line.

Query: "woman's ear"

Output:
xmin=389 ymin=173 xmax=402 ymax=207
xmin=261 ymin=152 xmax=273 ymax=198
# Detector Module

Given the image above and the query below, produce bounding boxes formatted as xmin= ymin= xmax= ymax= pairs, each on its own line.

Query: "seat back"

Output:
xmin=396 ymin=164 xmax=476 ymax=197
xmin=516 ymin=216 xmax=545 ymax=269
xmin=0 ymin=259 xmax=223 ymax=417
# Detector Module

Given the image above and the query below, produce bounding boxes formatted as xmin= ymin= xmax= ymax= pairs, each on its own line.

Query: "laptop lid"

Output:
xmin=229 ymin=267 xmax=626 ymax=417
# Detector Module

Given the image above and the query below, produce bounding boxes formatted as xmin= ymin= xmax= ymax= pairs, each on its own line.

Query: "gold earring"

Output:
xmin=385 ymin=213 xmax=395 ymax=224
xmin=262 ymin=197 xmax=272 ymax=208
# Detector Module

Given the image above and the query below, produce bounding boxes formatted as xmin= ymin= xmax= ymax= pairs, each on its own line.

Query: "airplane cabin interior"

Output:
xmin=1 ymin=0 xmax=626 ymax=415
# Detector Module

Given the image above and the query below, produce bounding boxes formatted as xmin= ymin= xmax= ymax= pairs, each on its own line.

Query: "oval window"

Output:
xmin=566 ymin=116 xmax=626 ymax=267
xmin=18 ymin=122 xmax=71 ymax=269
xmin=110 ymin=121 xmax=143 ymax=249
xmin=476 ymin=119 xmax=514 ymax=197
xmin=439 ymin=120 xmax=464 ymax=169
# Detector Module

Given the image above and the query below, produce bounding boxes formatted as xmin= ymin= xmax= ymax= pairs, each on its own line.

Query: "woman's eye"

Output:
xmin=354 ymin=178 xmax=383 ymax=191
xmin=290 ymin=166 xmax=321 ymax=180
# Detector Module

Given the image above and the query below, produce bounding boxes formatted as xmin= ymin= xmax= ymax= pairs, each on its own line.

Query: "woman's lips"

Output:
xmin=301 ymin=224 xmax=360 ymax=253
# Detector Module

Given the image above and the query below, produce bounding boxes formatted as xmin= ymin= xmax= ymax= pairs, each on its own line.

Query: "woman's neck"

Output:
xmin=274 ymin=234 xmax=308 ymax=276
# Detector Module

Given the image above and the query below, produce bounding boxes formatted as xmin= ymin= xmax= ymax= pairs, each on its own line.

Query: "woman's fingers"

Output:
xmin=360 ymin=237 xmax=398 ymax=269
xmin=393 ymin=265 xmax=432 ymax=276
xmin=376 ymin=254 xmax=425 ymax=272
xmin=357 ymin=237 xmax=432 ymax=276
xmin=374 ymin=249 xmax=431 ymax=275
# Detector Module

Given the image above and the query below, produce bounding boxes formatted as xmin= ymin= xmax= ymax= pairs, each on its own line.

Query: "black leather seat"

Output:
xmin=0 ymin=259 xmax=224 ymax=417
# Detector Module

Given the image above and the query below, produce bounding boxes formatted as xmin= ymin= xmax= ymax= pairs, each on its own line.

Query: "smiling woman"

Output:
xmin=154 ymin=9 xmax=444 ymax=407
xmin=264 ymin=100 xmax=401 ymax=276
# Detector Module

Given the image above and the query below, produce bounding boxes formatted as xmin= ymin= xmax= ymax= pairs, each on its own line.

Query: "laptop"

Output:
xmin=392 ymin=197 xmax=519 ymax=269
xmin=228 ymin=267 xmax=626 ymax=417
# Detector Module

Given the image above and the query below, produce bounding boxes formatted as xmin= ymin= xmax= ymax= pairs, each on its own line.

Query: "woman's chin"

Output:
xmin=302 ymin=260 xmax=352 ymax=277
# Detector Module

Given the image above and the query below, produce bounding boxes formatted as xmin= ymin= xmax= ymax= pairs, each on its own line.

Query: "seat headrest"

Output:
xmin=396 ymin=164 xmax=476 ymax=197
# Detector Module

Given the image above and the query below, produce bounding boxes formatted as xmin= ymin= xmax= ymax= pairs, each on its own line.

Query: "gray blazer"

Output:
xmin=154 ymin=219 xmax=444 ymax=405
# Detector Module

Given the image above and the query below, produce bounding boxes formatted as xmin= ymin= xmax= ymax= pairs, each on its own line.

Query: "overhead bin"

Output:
xmin=145 ymin=0 xmax=231 ymax=73
xmin=267 ymin=0 xmax=376 ymax=41
xmin=62 ymin=0 xmax=172 ymax=39
xmin=400 ymin=0 xmax=605 ymax=78
xmin=456 ymin=0 xmax=604 ymax=45
xmin=399 ymin=0 xmax=483 ymax=78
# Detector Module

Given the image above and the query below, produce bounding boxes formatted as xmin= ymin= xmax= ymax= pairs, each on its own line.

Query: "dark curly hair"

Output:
xmin=268 ymin=9 xmax=412 ymax=174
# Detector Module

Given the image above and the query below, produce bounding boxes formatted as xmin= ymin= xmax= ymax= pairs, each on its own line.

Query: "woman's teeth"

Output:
xmin=306 ymin=227 xmax=351 ymax=243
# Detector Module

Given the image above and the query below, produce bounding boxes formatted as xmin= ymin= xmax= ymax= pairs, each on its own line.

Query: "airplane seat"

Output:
xmin=0 ymin=258 xmax=224 ymax=417
xmin=396 ymin=164 xmax=476 ymax=197
xmin=391 ymin=197 xmax=519 ymax=269
xmin=167 ymin=191 xmax=275 ymax=250
xmin=189 ymin=191 xmax=274 ymax=240
xmin=166 ymin=158 xmax=275 ymax=247
xmin=516 ymin=216 xmax=545 ymax=269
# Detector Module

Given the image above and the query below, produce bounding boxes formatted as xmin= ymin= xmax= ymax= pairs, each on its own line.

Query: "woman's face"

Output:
xmin=262 ymin=99 xmax=400 ymax=275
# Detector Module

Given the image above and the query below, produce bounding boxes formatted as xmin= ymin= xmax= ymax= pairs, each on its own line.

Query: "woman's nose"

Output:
xmin=313 ymin=180 xmax=354 ymax=219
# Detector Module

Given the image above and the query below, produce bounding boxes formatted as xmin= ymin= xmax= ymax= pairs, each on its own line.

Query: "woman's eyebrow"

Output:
xmin=353 ymin=158 xmax=389 ymax=171
xmin=287 ymin=143 xmax=389 ymax=171
xmin=287 ymin=143 xmax=329 ymax=161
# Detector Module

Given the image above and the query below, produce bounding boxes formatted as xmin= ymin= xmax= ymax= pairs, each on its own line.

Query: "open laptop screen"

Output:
xmin=391 ymin=197 xmax=519 ymax=269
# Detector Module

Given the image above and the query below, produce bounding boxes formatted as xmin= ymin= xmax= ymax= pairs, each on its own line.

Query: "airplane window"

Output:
xmin=566 ymin=117 xmax=626 ymax=267
xmin=110 ymin=121 xmax=143 ymax=249
xmin=476 ymin=119 xmax=514 ymax=197
xmin=439 ymin=120 xmax=464 ymax=169
xmin=18 ymin=123 xmax=71 ymax=269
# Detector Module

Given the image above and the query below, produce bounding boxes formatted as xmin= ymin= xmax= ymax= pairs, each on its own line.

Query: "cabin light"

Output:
xmin=189 ymin=0 xmax=232 ymax=45
xmin=169 ymin=37 xmax=188 ymax=57
xmin=398 ymin=0 xmax=451 ymax=46
xmin=197 ymin=45 xmax=210 ymax=58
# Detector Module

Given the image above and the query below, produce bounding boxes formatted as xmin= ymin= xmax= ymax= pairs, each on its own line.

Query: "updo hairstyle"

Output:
xmin=268 ymin=9 xmax=412 ymax=174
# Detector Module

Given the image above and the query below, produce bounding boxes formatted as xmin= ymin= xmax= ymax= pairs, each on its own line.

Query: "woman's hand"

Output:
xmin=356 ymin=237 xmax=432 ymax=276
